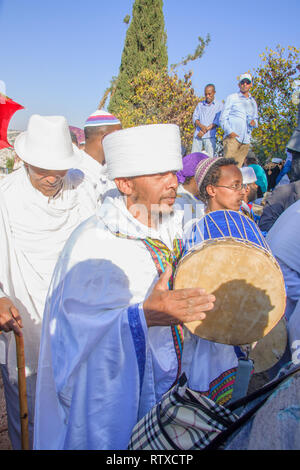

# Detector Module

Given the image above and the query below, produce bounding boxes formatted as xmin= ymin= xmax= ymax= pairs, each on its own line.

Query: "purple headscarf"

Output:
xmin=176 ymin=152 xmax=209 ymax=184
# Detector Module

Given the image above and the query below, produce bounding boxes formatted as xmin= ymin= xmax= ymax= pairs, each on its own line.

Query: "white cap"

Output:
xmin=103 ymin=124 xmax=183 ymax=180
xmin=239 ymin=73 xmax=252 ymax=83
xmin=271 ymin=158 xmax=283 ymax=164
xmin=14 ymin=114 xmax=81 ymax=170
xmin=241 ymin=166 xmax=257 ymax=184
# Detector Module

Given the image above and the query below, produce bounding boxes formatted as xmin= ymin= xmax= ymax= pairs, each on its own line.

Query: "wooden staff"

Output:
xmin=14 ymin=333 xmax=29 ymax=450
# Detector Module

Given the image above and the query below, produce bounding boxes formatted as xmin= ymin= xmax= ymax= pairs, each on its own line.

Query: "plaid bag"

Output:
xmin=128 ymin=373 xmax=239 ymax=450
xmin=128 ymin=365 xmax=300 ymax=450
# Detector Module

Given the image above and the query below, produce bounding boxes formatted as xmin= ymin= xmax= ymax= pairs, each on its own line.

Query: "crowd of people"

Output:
xmin=0 ymin=70 xmax=300 ymax=451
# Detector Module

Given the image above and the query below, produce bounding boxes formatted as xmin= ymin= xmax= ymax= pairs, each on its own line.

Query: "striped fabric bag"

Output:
xmin=128 ymin=373 xmax=239 ymax=450
xmin=129 ymin=365 xmax=300 ymax=450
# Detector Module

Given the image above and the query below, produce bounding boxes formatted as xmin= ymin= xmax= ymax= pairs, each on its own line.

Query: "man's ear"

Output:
xmin=114 ymin=177 xmax=134 ymax=196
xmin=206 ymin=184 xmax=216 ymax=198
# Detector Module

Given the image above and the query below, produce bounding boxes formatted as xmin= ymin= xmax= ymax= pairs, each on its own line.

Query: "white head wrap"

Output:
xmin=103 ymin=124 xmax=183 ymax=180
xmin=240 ymin=166 xmax=257 ymax=184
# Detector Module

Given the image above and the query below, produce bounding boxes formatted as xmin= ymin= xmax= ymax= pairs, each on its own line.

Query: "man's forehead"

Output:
xmin=131 ymin=170 xmax=176 ymax=181
xmin=27 ymin=164 xmax=67 ymax=174
xmin=219 ymin=165 xmax=242 ymax=180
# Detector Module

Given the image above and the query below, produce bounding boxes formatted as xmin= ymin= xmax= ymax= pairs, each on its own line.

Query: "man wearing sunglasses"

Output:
xmin=220 ymin=73 xmax=258 ymax=167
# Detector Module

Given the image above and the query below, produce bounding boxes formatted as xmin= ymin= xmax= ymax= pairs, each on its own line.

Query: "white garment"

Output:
xmin=0 ymin=166 xmax=98 ymax=382
xmin=267 ymin=199 xmax=300 ymax=276
xmin=289 ymin=299 xmax=300 ymax=353
xmin=174 ymin=185 xmax=205 ymax=231
xmin=77 ymin=150 xmax=116 ymax=202
xmin=191 ymin=136 xmax=216 ymax=157
xmin=267 ymin=200 xmax=300 ymax=349
xmin=34 ymin=194 xmax=237 ymax=450
xmin=276 ymin=174 xmax=290 ymax=187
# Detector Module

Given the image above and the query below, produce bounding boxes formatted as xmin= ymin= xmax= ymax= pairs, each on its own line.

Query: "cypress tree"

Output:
xmin=108 ymin=0 xmax=168 ymax=113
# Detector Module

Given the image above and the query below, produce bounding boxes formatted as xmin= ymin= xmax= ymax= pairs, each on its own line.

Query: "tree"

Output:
xmin=114 ymin=68 xmax=200 ymax=151
xmin=250 ymin=45 xmax=300 ymax=163
xmin=108 ymin=0 xmax=168 ymax=113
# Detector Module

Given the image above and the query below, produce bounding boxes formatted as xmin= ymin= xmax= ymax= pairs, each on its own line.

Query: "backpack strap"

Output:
xmin=204 ymin=364 xmax=300 ymax=450
xmin=229 ymin=358 xmax=254 ymax=415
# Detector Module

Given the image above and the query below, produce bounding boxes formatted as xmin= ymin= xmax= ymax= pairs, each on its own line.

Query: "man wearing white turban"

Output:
xmin=33 ymin=124 xmax=241 ymax=450
xmin=0 ymin=114 xmax=99 ymax=449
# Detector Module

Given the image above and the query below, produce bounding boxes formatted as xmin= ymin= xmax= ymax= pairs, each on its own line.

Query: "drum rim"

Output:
xmin=184 ymin=209 xmax=272 ymax=257
xmin=173 ymin=238 xmax=286 ymax=345
xmin=174 ymin=237 xmax=283 ymax=281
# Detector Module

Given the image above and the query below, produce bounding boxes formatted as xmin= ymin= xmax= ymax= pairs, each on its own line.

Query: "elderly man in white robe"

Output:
xmin=0 ymin=114 xmax=99 ymax=449
xmin=34 ymin=124 xmax=239 ymax=450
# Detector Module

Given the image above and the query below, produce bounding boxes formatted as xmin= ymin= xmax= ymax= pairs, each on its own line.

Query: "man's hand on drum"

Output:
xmin=143 ymin=265 xmax=215 ymax=327
xmin=0 ymin=297 xmax=23 ymax=336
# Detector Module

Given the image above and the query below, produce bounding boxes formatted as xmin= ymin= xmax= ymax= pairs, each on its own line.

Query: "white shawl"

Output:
xmin=34 ymin=195 xmax=237 ymax=450
xmin=267 ymin=199 xmax=300 ymax=274
xmin=0 ymin=166 xmax=98 ymax=381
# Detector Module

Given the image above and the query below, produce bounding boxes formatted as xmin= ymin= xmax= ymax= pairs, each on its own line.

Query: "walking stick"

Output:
xmin=14 ymin=333 xmax=29 ymax=450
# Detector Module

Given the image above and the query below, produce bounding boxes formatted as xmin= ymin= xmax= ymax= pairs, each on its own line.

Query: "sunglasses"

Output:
xmin=240 ymin=79 xmax=251 ymax=85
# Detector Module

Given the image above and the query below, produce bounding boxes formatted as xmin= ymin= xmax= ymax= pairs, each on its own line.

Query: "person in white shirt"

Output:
xmin=220 ymin=73 xmax=258 ymax=167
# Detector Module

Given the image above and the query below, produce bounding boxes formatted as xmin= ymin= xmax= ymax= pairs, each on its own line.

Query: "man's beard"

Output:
xmin=248 ymin=187 xmax=257 ymax=203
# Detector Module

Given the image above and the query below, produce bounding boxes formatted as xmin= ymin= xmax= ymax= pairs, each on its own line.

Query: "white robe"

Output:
xmin=174 ymin=184 xmax=205 ymax=231
xmin=0 ymin=166 xmax=99 ymax=382
xmin=78 ymin=150 xmax=116 ymax=202
xmin=34 ymin=195 xmax=238 ymax=450
xmin=266 ymin=199 xmax=300 ymax=348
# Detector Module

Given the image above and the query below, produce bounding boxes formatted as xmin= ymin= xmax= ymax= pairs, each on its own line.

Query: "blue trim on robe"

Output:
xmin=128 ymin=303 xmax=146 ymax=394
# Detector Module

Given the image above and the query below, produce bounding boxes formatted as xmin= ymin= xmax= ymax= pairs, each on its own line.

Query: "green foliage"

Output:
xmin=170 ymin=35 xmax=210 ymax=70
xmin=6 ymin=156 xmax=15 ymax=173
xmin=114 ymin=69 xmax=200 ymax=152
xmin=109 ymin=0 xmax=168 ymax=113
xmin=251 ymin=45 xmax=300 ymax=163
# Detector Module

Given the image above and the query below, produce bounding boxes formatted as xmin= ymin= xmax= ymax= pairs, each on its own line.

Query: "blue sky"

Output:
xmin=1 ymin=0 xmax=299 ymax=131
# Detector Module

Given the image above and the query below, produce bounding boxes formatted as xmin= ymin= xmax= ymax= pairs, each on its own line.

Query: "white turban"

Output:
xmin=103 ymin=124 xmax=183 ymax=180
xmin=240 ymin=166 xmax=257 ymax=184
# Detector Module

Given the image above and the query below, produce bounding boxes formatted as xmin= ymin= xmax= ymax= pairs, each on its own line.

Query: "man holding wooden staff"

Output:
xmin=0 ymin=114 xmax=99 ymax=449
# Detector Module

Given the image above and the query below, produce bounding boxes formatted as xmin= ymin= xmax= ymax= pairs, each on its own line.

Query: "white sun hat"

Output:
xmin=240 ymin=166 xmax=257 ymax=184
xmin=14 ymin=114 xmax=82 ymax=170
xmin=103 ymin=123 xmax=183 ymax=180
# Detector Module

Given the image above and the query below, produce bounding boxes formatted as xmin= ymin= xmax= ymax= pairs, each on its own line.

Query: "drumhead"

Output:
xmin=249 ymin=318 xmax=287 ymax=373
xmin=174 ymin=239 xmax=286 ymax=345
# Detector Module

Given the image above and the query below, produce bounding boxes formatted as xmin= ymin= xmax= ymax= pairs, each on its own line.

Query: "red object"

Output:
xmin=0 ymin=93 xmax=24 ymax=149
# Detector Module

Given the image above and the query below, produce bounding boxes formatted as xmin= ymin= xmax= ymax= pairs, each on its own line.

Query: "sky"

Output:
xmin=0 ymin=0 xmax=299 ymax=131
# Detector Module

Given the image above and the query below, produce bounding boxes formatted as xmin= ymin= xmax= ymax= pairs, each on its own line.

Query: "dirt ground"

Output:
xmin=0 ymin=372 xmax=12 ymax=450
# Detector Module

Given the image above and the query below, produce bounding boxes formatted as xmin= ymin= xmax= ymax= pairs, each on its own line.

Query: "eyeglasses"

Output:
xmin=213 ymin=183 xmax=248 ymax=191
xmin=240 ymin=79 xmax=251 ymax=85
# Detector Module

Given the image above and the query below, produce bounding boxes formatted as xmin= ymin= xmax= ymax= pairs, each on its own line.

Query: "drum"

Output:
xmin=174 ymin=210 xmax=286 ymax=345
xmin=249 ymin=318 xmax=288 ymax=373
